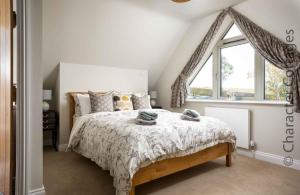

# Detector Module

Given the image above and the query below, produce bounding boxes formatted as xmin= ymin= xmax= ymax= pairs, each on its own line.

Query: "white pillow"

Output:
xmin=73 ymin=94 xmax=91 ymax=116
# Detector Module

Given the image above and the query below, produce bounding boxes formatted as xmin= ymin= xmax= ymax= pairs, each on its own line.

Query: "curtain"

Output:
xmin=171 ymin=8 xmax=300 ymax=112
xmin=227 ymin=8 xmax=300 ymax=112
xmin=170 ymin=10 xmax=227 ymax=108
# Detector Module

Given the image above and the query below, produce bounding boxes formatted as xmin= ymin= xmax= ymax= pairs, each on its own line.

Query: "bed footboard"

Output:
xmin=130 ymin=142 xmax=232 ymax=195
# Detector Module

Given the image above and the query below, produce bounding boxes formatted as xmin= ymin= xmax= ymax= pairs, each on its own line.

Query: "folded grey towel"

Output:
xmin=138 ymin=111 xmax=158 ymax=121
xmin=136 ymin=118 xmax=157 ymax=125
xmin=181 ymin=114 xmax=200 ymax=122
xmin=183 ymin=109 xmax=200 ymax=118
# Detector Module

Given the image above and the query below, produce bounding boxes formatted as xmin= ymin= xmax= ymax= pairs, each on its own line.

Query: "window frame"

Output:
xmin=216 ymin=38 xmax=257 ymax=100
xmin=263 ymin=60 xmax=288 ymax=101
xmin=188 ymin=54 xmax=213 ymax=87
xmin=188 ymin=54 xmax=214 ymax=99
xmin=187 ymin=22 xmax=284 ymax=102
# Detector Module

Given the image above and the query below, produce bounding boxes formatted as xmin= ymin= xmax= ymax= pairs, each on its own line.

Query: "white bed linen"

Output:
xmin=67 ymin=109 xmax=235 ymax=195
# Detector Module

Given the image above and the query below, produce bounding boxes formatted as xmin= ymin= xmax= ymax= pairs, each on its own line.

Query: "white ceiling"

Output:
xmin=126 ymin=0 xmax=247 ymax=21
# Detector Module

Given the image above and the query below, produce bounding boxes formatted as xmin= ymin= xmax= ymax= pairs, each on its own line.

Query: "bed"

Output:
xmin=67 ymin=92 xmax=236 ymax=195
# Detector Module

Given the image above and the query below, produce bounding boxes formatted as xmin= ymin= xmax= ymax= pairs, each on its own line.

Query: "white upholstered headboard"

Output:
xmin=56 ymin=62 xmax=148 ymax=150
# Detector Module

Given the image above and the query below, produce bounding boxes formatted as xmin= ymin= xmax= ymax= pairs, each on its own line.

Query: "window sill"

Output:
xmin=186 ymin=98 xmax=290 ymax=106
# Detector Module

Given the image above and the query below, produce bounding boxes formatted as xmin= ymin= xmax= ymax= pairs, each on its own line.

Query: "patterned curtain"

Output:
xmin=227 ymin=8 xmax=300 ymax=112
xmin=170 ymin=10 xmax=227 ymax=108
xmin=171 ymin=8 xmax=300 ymax=112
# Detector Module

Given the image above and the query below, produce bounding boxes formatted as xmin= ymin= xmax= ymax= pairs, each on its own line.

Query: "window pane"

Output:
xmin=223 ymin=24 xmax=242 ymax=39
xmin=189 ymin=56 xmax=213 ymax=98
xmin=265 ymin=60 xmax=287 ymax=100
xmin=221 ymin=43 xmax=255 ymax=98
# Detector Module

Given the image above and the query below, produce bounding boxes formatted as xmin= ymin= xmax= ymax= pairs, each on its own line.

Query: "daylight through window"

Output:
xmin=188 ymin=23 xmax=287 ymax=102
xmin=189 ymin=56 xmax=213 ymax=98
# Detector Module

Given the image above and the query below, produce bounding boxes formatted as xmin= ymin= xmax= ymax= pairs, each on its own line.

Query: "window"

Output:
xmin=188 ymin=23 xmax=287 ymax=102
xmin=189 ymin=55 xmax=213 ymax=98
xmin=265 ymin=60 xmax=287 ymax=101
xmin=223 ymin=24 xmax=242 ymax=39
xmin=220 ymin=43 xmax=255 ymax=98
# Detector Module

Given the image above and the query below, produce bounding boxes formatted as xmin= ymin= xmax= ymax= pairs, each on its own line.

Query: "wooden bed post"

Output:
xmin=130 ymin=186 xmax=135 ymax=195
xmin=226 ymin=143 xmax=232 ymax=167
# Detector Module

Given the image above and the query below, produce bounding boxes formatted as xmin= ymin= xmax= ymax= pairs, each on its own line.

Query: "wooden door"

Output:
xmin=0 ymin=0 xmax=12 ymax=194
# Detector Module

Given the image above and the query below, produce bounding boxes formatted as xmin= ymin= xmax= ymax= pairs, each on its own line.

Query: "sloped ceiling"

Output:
xmin=42 ymin=0 xmax=246 ymax=90
xmin=126 ymin=0 xmax=247 ymax=21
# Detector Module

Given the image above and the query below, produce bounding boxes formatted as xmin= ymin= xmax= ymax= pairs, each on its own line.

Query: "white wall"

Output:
xmin=26 ymin=0 xmax=44 ymax=193
xmin=42 ymin=0 xmax=189 ymax=92
xmin=155 ymin=0 xmax=300 ymax=160
xmin=57 ymin=63 xmax=148 ymax=147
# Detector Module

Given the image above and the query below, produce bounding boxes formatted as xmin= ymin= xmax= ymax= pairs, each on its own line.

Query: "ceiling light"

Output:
xmin=171 ymin=0 xmax=191 ymax=3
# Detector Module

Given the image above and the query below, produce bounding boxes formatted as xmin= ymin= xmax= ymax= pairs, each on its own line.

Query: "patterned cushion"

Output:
xmin=113 ymin=94 xmax=133 ymax=111
xmin=73 ymin=94 xmax=91 ymax=117
xmin=132 ymin=94 xmax=151 ymax=110
xmin=88 ymin=91 xmax=114 ymax=113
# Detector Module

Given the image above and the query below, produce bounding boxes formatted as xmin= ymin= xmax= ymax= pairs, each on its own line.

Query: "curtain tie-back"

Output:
xmin=286 ymin=61 xmax=300 ymax=71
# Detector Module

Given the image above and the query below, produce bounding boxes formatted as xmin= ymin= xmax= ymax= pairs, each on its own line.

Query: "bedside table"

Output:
xmin=152 ymin=106 xmax=162 ymax=109
xmin=43 ymin=110 xmax=57 ymax=150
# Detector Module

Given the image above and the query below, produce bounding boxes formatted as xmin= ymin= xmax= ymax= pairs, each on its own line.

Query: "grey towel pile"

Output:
xmin=181 ymin=109 xmax=200 ymax=122
xmin=136 ymin=110 xmax=158 ymax=125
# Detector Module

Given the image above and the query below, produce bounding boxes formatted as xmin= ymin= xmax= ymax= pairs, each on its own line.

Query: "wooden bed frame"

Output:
xmin=68 ymin=92 xmax=232 ymax=195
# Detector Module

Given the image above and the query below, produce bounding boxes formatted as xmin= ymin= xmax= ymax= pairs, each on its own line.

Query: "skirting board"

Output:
xmin=58 ymin=144 xmax=68 ymax=152
xmin=237 ymin=149 xmax=300 ymax=170
xmin=27 ymin=185 xmax=45 ymax=195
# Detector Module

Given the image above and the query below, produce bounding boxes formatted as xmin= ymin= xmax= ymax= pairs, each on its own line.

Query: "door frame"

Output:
xmin=0 ymin=0 xmax=12 ymax=194
xmin=1 ymin=0 xmax=40 ymax=194
xmin=15 ymin=0 xmax=27 ymax=194
xmin=14 ymin=0 xmax=44 ymax=194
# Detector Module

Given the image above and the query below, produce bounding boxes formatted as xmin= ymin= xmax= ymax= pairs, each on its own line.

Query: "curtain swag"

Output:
xmin=170 ymin=7 xmax=300 ymax=113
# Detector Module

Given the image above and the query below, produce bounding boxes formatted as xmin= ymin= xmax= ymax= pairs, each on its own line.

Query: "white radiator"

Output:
xmin=205 ymin=107 xmax=250 ymax=149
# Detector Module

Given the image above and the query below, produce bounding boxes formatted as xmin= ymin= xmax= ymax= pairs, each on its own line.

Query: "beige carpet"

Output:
xmin=44 ymin=147 xmax=300 ymax=195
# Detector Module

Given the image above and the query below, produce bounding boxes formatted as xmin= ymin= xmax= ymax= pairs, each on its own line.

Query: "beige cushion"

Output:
xmin=89 ymin=91 xmax=114 ymax=113
xmin=132 ymin=94 xmax=151 ymax=110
